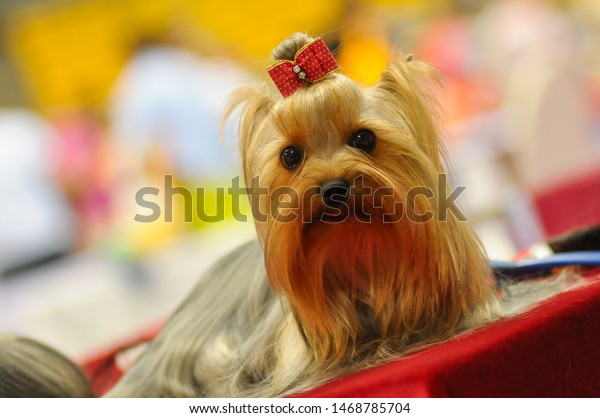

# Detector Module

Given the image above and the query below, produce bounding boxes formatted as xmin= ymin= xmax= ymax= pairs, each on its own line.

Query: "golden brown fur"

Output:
xmin=233 ymin=34 xmax=500 ymax=363
xmin=107 ymin=33 xmax=501 ymax=396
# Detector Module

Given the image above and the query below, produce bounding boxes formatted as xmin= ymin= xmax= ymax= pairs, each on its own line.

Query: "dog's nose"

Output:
xmin=321 ymin=178 xmax=350 ymax=207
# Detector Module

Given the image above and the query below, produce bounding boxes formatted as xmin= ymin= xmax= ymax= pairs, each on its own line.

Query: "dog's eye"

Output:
xmin=349 ymin=129 xmax=376 ymax=153
xmin=280 ymin=146 xmax=304 ymax=170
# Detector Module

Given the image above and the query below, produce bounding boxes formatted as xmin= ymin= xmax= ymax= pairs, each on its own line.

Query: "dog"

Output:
xmin=3 ymin=32 xmax=572 ymax=398
xmin=104 ymin=32 xmax=502 ymax=397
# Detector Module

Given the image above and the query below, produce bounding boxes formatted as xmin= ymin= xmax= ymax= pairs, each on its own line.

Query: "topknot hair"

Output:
xmin=271 ymin=33 xmax=315 ymax=61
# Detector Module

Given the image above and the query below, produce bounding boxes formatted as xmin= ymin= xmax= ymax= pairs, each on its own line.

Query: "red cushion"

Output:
xmin=83 ymin=269 xmax=600 ymax=397
xmin=82 ymin=323 xmax=162 ymax=395
xmin=299 ymin=269 xmax=600 ymax=397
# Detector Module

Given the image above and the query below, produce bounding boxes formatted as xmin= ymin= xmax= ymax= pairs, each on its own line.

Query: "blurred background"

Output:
xmin=0 ymin=0 xmax=599 ymax=362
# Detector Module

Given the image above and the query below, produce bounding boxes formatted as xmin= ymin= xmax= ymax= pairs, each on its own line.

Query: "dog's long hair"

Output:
xmin=2 ymin=33 xmax=574 ymax=398
xmin=106 ymin=33 xmax=500 ymax=397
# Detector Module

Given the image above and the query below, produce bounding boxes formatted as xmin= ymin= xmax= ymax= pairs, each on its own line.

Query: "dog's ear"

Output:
xmin=222 ymin=83 xmax=273 ymax=182
xmin=373 ymin=55 xmax=446 ymax=171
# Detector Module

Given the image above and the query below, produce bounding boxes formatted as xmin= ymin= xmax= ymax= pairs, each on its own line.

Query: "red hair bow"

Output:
xmin=268 ymin=38 xmax=339 ymax=98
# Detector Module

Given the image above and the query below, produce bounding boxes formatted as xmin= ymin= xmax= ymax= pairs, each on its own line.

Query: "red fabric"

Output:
xmin=83 ymin=270 xmax=600 ymax=397
xmin=267 ymin=38 xmax=338 ymax=97
xmin=533 ymin=170 xmax=600 ymax=237
xmin=82 ymin=323 xmax=162 ymax=395
xmin=83 ymin=352 xmax=124 ymax=396
xmin=300 ymin=269 xmax=600 ymax=397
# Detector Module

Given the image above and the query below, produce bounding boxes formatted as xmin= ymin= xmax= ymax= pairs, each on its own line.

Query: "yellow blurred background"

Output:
xmin=0 ymin=0 xmax=599 ymax=360
xmin=4 ymin=0 xmax=347 ymax=110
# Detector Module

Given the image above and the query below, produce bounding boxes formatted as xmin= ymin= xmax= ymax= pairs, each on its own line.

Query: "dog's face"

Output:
xmin=226 ymin=54 xmax=499 ymax=363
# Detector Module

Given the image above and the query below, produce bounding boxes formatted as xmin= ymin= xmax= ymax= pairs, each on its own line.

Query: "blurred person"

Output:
xmin=413 ymin=10 xmax=500 ymax=125
xmin=0 ymin=110 xmax=75 ymax=276
xmin=475 ymin=0 xmax=596 ymax=188
xmin=50 ymin=109 xmax=115 ymax=249
xmin=109 ymin=37 xmax=248 ymax=182
xmin=107 ymin=37 xmax=254 ymax=257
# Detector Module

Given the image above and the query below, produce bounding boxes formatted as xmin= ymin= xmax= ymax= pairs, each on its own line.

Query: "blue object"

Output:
xmin=491 ymin=251 xmax=600 ymax=282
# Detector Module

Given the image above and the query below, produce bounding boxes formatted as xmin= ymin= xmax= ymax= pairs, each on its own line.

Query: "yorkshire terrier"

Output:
xmin=105 ymin=33 xmax=501 ymax=397
xmin=2 ymin=32 xmax=568 ymax=398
